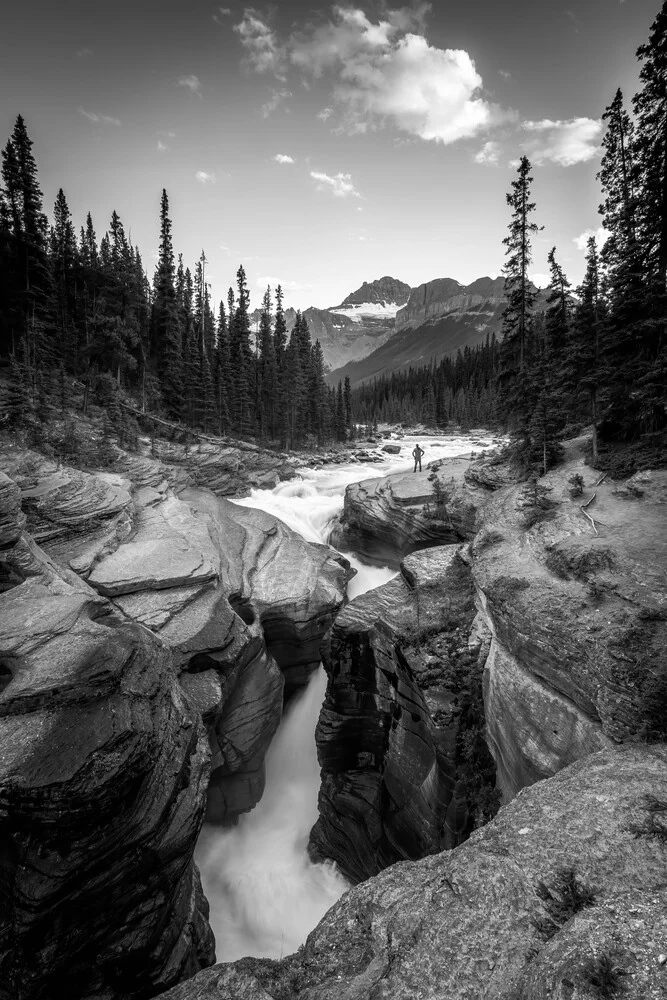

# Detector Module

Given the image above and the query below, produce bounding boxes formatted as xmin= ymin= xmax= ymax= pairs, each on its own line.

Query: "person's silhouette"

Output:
xmin=412 ymin=443 xmax=424 ymax=472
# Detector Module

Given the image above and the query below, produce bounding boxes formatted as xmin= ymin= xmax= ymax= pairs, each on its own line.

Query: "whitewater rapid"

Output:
xmin=195 ymin=431 xmax=495 ymax=962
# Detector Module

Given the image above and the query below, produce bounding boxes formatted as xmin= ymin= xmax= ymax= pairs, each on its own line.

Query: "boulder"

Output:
xmin=311 ymin=545 xmax=495 ymax=883
xmin=330 ymin=459 xmax=479 ymax=565
xmin=381 ymin=443 xmax=401 ymax=454
xmin=0 ymin=511 xmax=214 ymax=999
xmin=160 ymin=745 xmax=667 ymax=1000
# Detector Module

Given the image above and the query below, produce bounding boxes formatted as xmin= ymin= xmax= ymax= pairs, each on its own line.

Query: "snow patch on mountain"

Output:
xmin=329 ymin=301 xmax=402 ymax=323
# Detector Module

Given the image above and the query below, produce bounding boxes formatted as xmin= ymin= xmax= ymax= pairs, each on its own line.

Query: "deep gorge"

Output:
xmin=1 ymin=430 xmax=665 ymax=1000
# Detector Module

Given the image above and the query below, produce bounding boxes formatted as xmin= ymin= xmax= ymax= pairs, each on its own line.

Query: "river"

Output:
xmin=195 ymin=431 xmax=495 ymax=962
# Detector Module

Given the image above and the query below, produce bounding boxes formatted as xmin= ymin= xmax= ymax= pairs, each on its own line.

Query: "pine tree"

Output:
xmin=257 ymin=286 xmax=276 ymax=440
xmin=567 ymin=237 xmax=606 ymax=462
xmin=151 ymin=189 xmax=182 ymax=418
xmin=214 ymin=300 xmax=230 ymax=435
xmin=632 ymin=3 xmax=667 ymax=433
xmin=498 ymin=156 xmax=542 ymax=437
xmin=0 ymin=115 xmax=51 ymax=365
xmin=273 ymin=284 xmax=288 ymax=446
xmin=229 ymin=265 xmax=254 ymax=435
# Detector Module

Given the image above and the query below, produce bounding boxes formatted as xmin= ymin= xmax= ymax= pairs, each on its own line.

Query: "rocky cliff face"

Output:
xmin=160 ymin=744 xmax=667 ymax=1000
xmin=327 ymin=446 xmax=666 ymax=806
xmin=329 ymin=461 xmax=477 ymax=565
xmin=0 ymin=475 xmax=214 ymax=999
xmin=337 ymin=276 xmax=411 ymax=307
xmin=311 ymin=544 xmax=492 ymax=883
xmin=394 ymin=276 xmax=505 ymax=331
xmin=0 ymin=444 xmax=352 ymax=997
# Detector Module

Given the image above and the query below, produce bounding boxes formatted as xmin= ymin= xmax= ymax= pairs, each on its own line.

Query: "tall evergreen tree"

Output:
xmin=151 ymin=189 xmax=182 ymax=418
xmin=498 ymin=156 xmax=541 ymax=437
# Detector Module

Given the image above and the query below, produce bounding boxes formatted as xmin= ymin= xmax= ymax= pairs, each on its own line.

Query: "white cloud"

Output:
xmin=498 ymin=69 xmax=511 ymax=80
xmin=530 ymin=273 xmax=550 ymax=289
xmin=474 ymin=140 xmax=500 ymax=165
xmin=235 ymin=11 xmax=287 ymax=79
xmin=273 ymin=153 xmax=295 ymax=164
xmin=78 ymin=106 xmax=121 ymax=126
xmin=178 ymin=74 xmax=202 ymax=95
xmin=157 ymin=140 xmax=168 ymax=152
xmin=522 ymin=117 xmax=602 ymax=166
xmin=256 ymin=276 xmax=313 ymax=293
xmin=261 ymin=88 xmax=292 ymax=118
xmin=310 ymin=170 xmax=361 ymax=198
xmin=236 ymin=6 xmax=511 ymax=145
xmin=573 ymin=226 xmax=610 ymax=250
xmin=195 ymin=171 xmax=216 ymax=183
xmin=317 ymin=106 xmax=334 ymax=121
xmin=76 ymin=47 xmax=93 ymax=58
xmin=158 ymin=130 xmax=176 ymax=138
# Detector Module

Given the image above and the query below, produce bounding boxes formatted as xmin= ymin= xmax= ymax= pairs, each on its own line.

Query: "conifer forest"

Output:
xmin=1 ymin=4 xmax=665 ymax=471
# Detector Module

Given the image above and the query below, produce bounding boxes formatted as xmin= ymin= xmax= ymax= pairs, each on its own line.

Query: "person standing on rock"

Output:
xmin=412 ymin=443 xmax=424 ymax=472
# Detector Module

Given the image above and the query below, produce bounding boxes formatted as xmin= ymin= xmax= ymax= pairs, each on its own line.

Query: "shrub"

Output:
xmin=473 ymin=528 xmax=505 ymax=554
xmin=569 ymin=473 xmax=585 ymax=497
xmin=629 ymin=795 xmax=667 ymax=843
xmin=532 ymin=867 xmax=596 ymax=939
xmin=578 ymin=952 xmax=628 ymax=997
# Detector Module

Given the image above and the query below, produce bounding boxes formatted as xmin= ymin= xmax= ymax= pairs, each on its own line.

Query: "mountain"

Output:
xmin=250 ymin=277 xmax=411 ymax=371
xmin=327 ymin=276 xmax=508 ymax=387
xmin=337 ymin=276 xmax=412 ymax=308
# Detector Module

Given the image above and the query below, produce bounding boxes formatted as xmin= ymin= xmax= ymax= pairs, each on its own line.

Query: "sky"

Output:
xmin=0 ymin=0 xmax=661 ymax=311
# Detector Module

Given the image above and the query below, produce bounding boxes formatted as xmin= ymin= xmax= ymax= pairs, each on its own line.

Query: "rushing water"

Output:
xmin=195 ymin=432 xmax=495 ymax=962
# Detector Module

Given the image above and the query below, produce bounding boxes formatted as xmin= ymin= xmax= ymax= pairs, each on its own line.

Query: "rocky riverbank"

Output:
xmin=0 ymin=441 xmax=352 ymax=998
xmin=2 ymin=430 xmax=665 ymax=1000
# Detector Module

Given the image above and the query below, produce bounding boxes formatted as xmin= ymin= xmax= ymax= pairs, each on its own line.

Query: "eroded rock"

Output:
xmin=161 ymin=745 xmax=667 ymax=1000
xmin=311 ymin=545 xmax=495 ymax=883
xmin=0 ymin=511 xmax=214 ymax=999
xmin=330 ymin=460 xmax=479 ymax=565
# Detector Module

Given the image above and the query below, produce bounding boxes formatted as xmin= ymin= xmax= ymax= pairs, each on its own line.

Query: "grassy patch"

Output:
xmin=577 ymin=952 xmax=628 ymax=997
xmin=473 ymin=528 xmax=505 ymax=554
xmin=532 ymin=867 xmax=596 ymax=940
xmin=629 ymin=795 xmax=667 ymax=843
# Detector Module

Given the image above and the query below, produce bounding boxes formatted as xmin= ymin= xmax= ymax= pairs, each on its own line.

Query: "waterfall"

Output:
xmin=195 ymin=432 xmax=494 ymax=961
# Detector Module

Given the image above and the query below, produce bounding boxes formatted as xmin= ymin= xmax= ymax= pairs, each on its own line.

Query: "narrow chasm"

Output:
xmin=193 ymin=433 xmax=499 ymax=959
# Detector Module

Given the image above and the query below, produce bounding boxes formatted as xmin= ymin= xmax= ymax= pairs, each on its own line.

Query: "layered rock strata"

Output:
xmin=311 ymin=544 xmax=492 ymax=883
xmin=161 ymin=745 xmax=667 ymax=1000
xmin=328 ymin=448 xmax=666 ymax=807
xmin=3 ymin=451 xmax=350 ymax=823
xmin=0 ymin=495 xmax=214 ymax=999
xmin=330 ymin=461 xmax=478 ymax=565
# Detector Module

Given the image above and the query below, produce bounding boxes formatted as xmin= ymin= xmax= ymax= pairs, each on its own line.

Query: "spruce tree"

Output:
xmin=151 ymin=189 xmax=182 ymax=418
xmin=498 ymin=156 xmax=541 ymax=438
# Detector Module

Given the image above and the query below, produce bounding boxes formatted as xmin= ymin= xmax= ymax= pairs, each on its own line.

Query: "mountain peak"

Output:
xmin=337 ymin=276 xmax=412 ymax=308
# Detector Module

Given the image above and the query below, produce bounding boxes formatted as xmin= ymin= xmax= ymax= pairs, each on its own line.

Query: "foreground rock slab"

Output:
xmin=161 ymin=745 xmax=667 ymax=1000
xmin=0 ymin=514 xmax=214 ymax=999
xmin=330 ymin=459 xmax=479 ymax=565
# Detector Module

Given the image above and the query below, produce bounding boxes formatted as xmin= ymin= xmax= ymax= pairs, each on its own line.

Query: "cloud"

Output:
xmin=310 ymin=170 xmax=361 ymax=198
xmin=573 ymin=226 xmax=610 ymax=250
xmin=76 ymin=47 xmax=93 ymax=58
xmin=273 ymin=153 xmax=295 ymax=164
xmin=236 ymin=5 xmax=511 ymax=145
xmin=261 ymin=88 xmax=292 ymax=118
xmin=158 ymin=130 xmax=176 ymax=138
xmin=235 ymin=10 xmax=287 ymax=79
xmin=157 ymin=140 xmax=168 ymax=152
xmin=195 ymin=171 xmax=216 ymax=183
xmin=78 ymin=106 xmax=121 ymax=126
xmin=530 ymin=273 xmax=550 ymax=289
xmin=256 ymin=276 xmax=313 ymax=294
xmin=317 ymin=106 xmax=334 ymax=121
xmin=522 ymin=117 xmax=602 ymax=166
xmin=498 ymin=69 xmax=511 ymax=80
xmin=178 ymin=74 xmax=202 ymax=95
xmin=474 ymin=140 xmax=500 ymax=165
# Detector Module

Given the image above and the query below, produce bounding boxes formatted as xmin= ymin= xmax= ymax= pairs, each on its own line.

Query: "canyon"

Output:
xmin=1 ymin=430 xmax=665 ymax=1000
